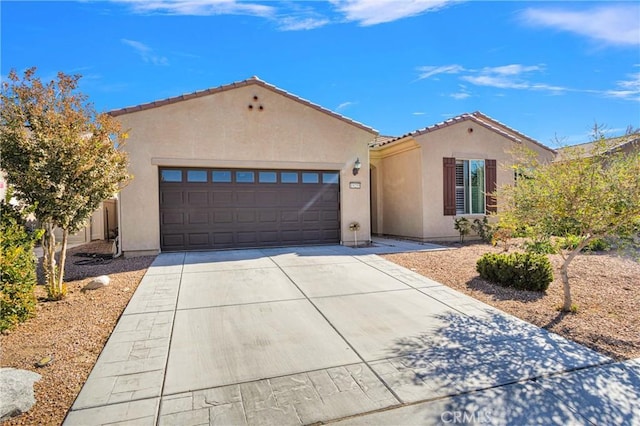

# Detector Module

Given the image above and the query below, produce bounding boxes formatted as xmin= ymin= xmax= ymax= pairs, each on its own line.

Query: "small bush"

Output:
xmin=583 ymin=238 xmax=610 ymax=252
xmin=454 ymin=217 xmax=472 ymax=243
xmin=559 ymin=235 xmax=611 ymax=252
xmin=523 ymin=239 xmax=557 ymax=254
xmin=0 ymin=200 xmax=41 ymax=331
xmin=476 ymin=252 xmax=553 ymax=292
xmin=560 ymin=235 xmax=583 ymax=250
xmin=471 ymin=216 xmax=494 ymax=243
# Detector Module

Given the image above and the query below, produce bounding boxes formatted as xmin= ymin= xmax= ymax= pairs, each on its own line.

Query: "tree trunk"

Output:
xmin=559 ymin=239 xmax=590 ymax=312
xmin=56 ymin=228 xmax=69 ymax=298
xmin=42 ymin=222 xmax=57 ymax=294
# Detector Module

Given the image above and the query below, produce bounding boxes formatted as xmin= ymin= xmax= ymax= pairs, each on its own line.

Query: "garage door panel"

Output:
xmin=259 ymin=231 xmax=279 ymax=243
xmin=259 ymin=211 xmax=278 ymax=223
xmin=281 ymin=230 xmax=303 ymax=242
xmin=161 ymin=191 xmax=184 ymax=206
xmin=280 ymin=211 xmax=299 ymax=223
xmin=188 ymin=212 xmax=209 ymax=224
xmin=237 ymin=232 xmax=257 ymax=244
xmin=280 ymin=191 xmax=300 ymax=203
xmin=162 ymin=234 xmax=184 ymax=248
xmin=162 ymin=212 xmax=184 ymax=225
xmin=302 ymin=211 xmax=320 ymax=222
xmin=256 ymin=192 xmax=279 ymax=205
xmin=236 ymin=191 xmax=256 ymax=204
xmin=188 ymin=233 xmax=210 ymax=246
xmin=214 ymin=211 xmax=233 ymax=223
xmin=160 ymin=168 xmax=340 ymax=250
xmin=213 ymin=232 xmax=234 ymax=244
xmin=237 ymin=211 xmax=257 ymax=223
xmin=212 ymin=191 xmax=233 ymax=204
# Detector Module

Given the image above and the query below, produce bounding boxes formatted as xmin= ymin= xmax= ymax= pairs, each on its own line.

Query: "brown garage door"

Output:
xmin=159 ymin=168 xmax=340 ymax=251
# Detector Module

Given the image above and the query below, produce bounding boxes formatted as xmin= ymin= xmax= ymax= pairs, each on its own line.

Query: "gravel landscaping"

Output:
xmin=1 ymin=240 xmax=638 ymax=425
xmin=0 ymin=241 xmax=155 ymax=426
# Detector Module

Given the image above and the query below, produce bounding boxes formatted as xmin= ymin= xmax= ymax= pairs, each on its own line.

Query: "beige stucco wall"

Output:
xmin=372 ymin=119 xmax=555 ymax=242
xmin=370 ymin=140 xmax=423 ymax=238
xmin=115 ymin=83 xmax=376 ymax=254
xmin=417 ymin=121 xmax=555 ymax=240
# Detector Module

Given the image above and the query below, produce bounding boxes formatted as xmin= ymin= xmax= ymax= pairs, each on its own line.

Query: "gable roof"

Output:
xmin=108 ymin=76 xmax=378 ymax=135
xmin=555 ymin=134 xmax=640 ymax=160
xmin=372 ymin=111 xmax=555 ymax=154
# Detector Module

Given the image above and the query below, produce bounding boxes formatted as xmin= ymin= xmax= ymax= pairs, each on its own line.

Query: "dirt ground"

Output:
xmin=1 ymin=240 xmax=638 ymax=425
xmin=383 ymin=241 xmax=640 ymax=361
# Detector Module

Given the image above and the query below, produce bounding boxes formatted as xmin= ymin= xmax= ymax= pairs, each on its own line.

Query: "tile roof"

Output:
xmin=372 ymin=111 xmax=555 ymax=154
xmin=108 ymin=76 xmax=378 ymax=135
xmin=555 ymin=134 xmax=640 ymax=160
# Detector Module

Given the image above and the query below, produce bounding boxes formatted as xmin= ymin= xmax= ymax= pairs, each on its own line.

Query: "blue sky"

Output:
xmin=2 ymin=1 xmax=639 ymax=146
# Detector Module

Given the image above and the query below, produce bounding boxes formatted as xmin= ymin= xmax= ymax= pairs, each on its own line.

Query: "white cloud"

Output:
xmin=604 ymin=72 xmax=640 ymax=101
xmin=416 ymin=64 xmax=465 ymax=80
xmin=450 ymin=92 xmax=470 ymax=100
xmin=278 ymin=17 xmax=330 ymax=31
xmin=336 ymin=101 xmax=356 ymax=111
xmin=520 ymin=5 xmax=640 ymax=47
xmin=121 ymin=39 xmax=169 ymax=66
xmin=331 ymin=0 xmax=457 ymax=26
xmin=412 ymin=111 xmax=426 ymax=115
xmin=460 ymin=64 xmax=567 ymax=92
xmin=116 ymin=0 xmax=274 ymax=17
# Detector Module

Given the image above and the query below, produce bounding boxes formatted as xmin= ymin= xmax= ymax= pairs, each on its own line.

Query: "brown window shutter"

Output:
xmin=443 ymin=157 xmax=456 ymax=215
xmin=485 ymin=159 xmax=497 ymax=213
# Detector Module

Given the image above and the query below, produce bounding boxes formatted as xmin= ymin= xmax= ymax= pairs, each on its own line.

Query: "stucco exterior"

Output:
xmin=371 ymin=113 xmax=556 ymax=241
xmin=112 ymin=78 xmax=377 ymax=255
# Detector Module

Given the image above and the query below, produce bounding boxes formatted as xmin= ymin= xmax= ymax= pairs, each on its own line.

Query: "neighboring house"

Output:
xmin=0 ymin=172 xmax=116 ymax=244
xmin=370 ymin=112 xmax=556 ymax=241
xmin=555 ymin=134 xmax=640 ymax=161
xmin=110 ymin=77 xmax=376 ymax=255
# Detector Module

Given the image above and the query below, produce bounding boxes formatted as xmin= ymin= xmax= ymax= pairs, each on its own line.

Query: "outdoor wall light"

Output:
xmin=353 ymin=157 xmax=362 ymax=175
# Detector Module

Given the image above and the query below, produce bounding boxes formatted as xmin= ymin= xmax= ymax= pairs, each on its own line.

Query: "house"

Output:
xmin=109 ymin=78 xmax=557 ymax=255
xmin=369 ymin=112 xmax=556 ymax=241
xmin=555 ymin=134 xmax=639 ymax=161
xmin=109 ymin=77 xmax=376 ymax=255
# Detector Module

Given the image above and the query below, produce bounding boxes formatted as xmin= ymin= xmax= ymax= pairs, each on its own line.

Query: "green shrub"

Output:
xmin=453 ymin=217 xmax=472 ymax=243
xmin=471 ymin=216 xmax=495 ymax=243
xmin=583 ymin=238 xmax=610 ymax=252
xmin=559 ymin=235 xmax=611 ymax=252
xmin=476 ymin=252 xmax=553 ymax=292
xmin=560 ymin=235 xmax=583 ymax=250
xmin=523 ymin=239 xmax=557 ymax=254
xmin=0 ymin=200 xmax=41 ymax=331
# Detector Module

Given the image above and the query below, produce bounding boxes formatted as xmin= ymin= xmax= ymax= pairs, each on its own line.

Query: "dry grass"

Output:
xmin=383 ymin=242 xmax=640 ymax=361
xmin=0 ymin=242 xmax=155 ymax=426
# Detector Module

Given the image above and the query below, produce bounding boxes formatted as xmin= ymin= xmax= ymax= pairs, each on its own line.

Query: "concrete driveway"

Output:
xmin=64 ymin=241 xmax=640 ymax=425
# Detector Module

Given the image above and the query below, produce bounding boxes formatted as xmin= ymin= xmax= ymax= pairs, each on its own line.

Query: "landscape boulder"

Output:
xmin=0 ymin=368 xmax=41 ymax=421
xmin=81 ymin=275 xmax=110 ymax=292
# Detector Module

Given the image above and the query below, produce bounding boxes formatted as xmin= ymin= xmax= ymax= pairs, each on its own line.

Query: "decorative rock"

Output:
xmin=0 ymin=368 xmax=41 ymax=421
xmin=35 ymin=355 xmax=54 ymax=368
xmin=81 ymin=275 xmax=110 ymax=292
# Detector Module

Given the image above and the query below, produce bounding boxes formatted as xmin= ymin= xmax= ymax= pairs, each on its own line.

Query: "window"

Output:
xmin=212 ymin=171 xmax=232 ymax=182
xmin=236 ymin=171 xmax=255 ymax=183
xmin=259 ymin=171 xmax=277 ymax=183
xmin=322 ymin=172 xmax=339 ymax=184
xmin=187 ymin=170 xmax=207 ymax=182
xmin=281 ymin=172 xmax=298 ymax=183
xmin=302 ymin=172 xmax=319 ymax=183
xmin=455 ymin=160 xmax=485 ymax=214
xmin=161 ymin=170 xmax=182 ymax=182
